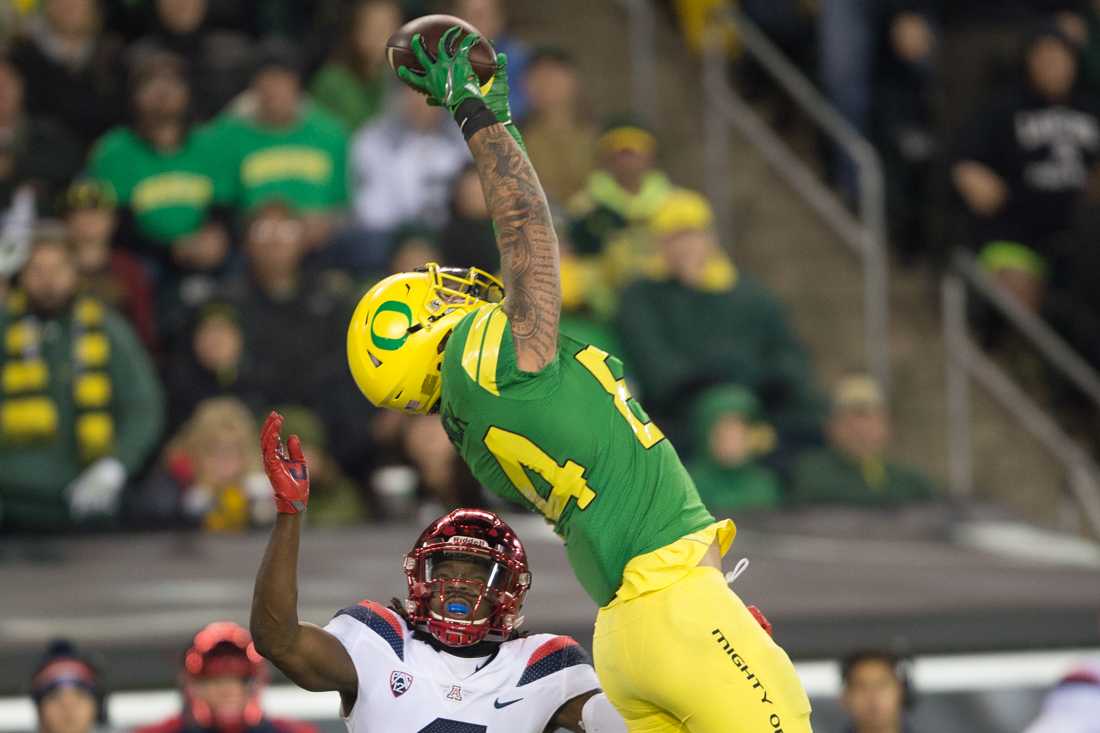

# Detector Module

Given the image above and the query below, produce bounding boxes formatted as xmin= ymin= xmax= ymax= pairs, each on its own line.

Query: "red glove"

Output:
xmin=261 ymin=411 xmax=309 ymax=514
xmin=748 ymin=605 xmax=773 ymax=637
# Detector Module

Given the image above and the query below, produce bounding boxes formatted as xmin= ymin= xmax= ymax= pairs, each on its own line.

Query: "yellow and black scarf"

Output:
xmin=1 ymin=291 xmax=114 ymax=462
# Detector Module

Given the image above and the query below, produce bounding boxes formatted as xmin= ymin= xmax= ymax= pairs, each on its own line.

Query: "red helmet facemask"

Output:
xmin=404 ymin=509 xmax=531 ymax=647
xmin=182 ymin=622 xmax=267 ymax=733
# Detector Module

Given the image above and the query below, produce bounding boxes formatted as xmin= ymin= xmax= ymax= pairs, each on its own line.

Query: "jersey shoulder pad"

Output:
xmin=453 ymin=303 xmax=511 ymax=396
xmin=516 ymin=635 xmax=592 ymax=687
xmin=448 ymin=303 xmax=561 ymax=399
xmin=332 ymin=599 xmax=408 ymax=661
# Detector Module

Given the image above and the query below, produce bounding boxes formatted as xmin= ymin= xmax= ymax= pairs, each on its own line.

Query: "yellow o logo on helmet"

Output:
xmin=370 ymin=300 xmax=414 ymax=351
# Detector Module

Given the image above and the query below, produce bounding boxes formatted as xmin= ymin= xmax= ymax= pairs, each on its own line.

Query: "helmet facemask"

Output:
xmin=422 ymin=265 xmax=504 ymax=309
xmin=405 ymin=546 xmax=529 ymax=647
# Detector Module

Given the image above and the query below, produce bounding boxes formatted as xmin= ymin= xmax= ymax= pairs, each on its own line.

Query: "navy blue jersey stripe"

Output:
xmin=517 ymin=644 xmax=590 ymax=686
xmin=334 ymin=602 xmax=404 ymax=661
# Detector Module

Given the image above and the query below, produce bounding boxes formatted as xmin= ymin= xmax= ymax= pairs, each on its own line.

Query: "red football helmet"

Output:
xmin=404 ymin=509 xmax=532 ymax=647
xmin=182 ymin=622 xmax=267 ymax=733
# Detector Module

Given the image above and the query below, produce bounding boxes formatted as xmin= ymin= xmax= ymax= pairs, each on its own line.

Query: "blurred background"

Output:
xmin=1 ymin=0 xmax=1100 ymax=732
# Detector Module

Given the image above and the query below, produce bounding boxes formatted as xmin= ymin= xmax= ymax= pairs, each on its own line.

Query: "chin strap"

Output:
xmin=412 ymin=629 xmax=502 ymax=659
xmin=580 ymin=692 xmax=628 ymax=733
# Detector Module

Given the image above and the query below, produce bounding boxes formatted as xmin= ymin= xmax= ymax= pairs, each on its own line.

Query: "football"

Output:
xmin=386 ymin=14 xmax=497 ymax=92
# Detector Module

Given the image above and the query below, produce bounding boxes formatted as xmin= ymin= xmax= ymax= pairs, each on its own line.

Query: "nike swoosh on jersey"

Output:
xmin=493 ymin=698 xmax=523 ymax=709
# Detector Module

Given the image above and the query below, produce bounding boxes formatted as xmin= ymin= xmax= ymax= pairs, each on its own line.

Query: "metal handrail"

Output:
xmin=617 ymin=0 xmax=657 ymax=126
xmin=953 ymin=250 xmax=1100 ymax=409
xmin=943 ymin=271 xmax=1100 ymax=537
xmin=702 ymin=8 xmax=891 ymax=393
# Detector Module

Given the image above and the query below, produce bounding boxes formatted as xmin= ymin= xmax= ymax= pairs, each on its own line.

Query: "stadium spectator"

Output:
xmin=310 ymin=0 xmax=402 ymax=132
xmin=88 ymin=51 xmax=234 ymax=274
xmin=9 ymin=0 xmax=125 ymax=149
xmin=792 ymin=375 xmax=936 ymax=507
xmin=840 ymin=650 xmax=914 ymax=733
xmin=557 ymin=247 xmax=621 ymax=356
xmin=216 ymin=39 xmax=348 ymax=250
xmin=349 ymin=85 xmax=469 ymax=261
xmin=520 ymin=47 xmax=597 ymax=205
xmin=1023 ymin=659 xmax=1100 ymax=732
xmin=221 ymin=200 xmax=357 ymax=437
xmin=454 ymin=0 xmax=530 ymax=120
xmin=276 ymin=405 xmax=367 ymax=525
xmin=401 ymin=414 xmax=484 ymax=512
xmin=30 ymin=639 xmax=105 ymax=733
xmin=0 ymin=55 xmax=83 ymax=215
xmin=389 ymin=225 xmax=441 ymax=275
xmin=952 ymin=25 xmax=1100 ymax=311
xmin=0 ymin=235 xmax=164 ymax=532
xmin=820 ymin=0 xmax=939 ymax=216
xmin=438 ymin=163 xmax=498 ymax=274
xmin=687 ymin=385 xmax=783 ymax=514
xmin=129 ymin=0 xmax=254 ymax=120
xmin=64 ymin=181 xmax=158 ymax=353
xmin=137 ymin=397 xmax=272 ymax=531
xmin=163 ymin=301 xmax=264 ymax=433
xmin=567 ymin=118 xmax=675 ymax=288
xmin=135 ymin=622 xmax=317 ymax=733
xmin=616 ymin=190 xmax=825 ymax=450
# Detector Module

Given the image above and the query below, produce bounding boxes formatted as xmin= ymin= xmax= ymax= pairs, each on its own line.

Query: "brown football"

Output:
xmin=386 ymin=14 xmax=496 ymax=92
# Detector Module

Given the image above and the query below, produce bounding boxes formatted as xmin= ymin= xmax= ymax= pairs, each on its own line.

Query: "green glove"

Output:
xmin=484 ymin=52 xmax=528 ymax=156
xmin=397 ymin=27 xmax=485 ymax=113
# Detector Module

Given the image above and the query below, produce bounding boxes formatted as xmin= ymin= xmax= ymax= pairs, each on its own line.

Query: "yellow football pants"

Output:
xmin=593 ymin=565 xmax=813 ymax=733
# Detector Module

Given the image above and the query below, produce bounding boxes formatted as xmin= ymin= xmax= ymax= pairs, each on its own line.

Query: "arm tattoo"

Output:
xmin=467 ymin=123 xmax=561 ymax=370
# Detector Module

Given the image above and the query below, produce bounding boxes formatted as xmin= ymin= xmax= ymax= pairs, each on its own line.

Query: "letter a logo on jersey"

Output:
xmin=446 ymin=684 xmax=463 ymax=701
xmin=389 ymin=671 xmax=413 ymax=698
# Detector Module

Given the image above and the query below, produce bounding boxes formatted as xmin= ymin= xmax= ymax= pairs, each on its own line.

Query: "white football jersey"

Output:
xmin=324 ymin=599 xmax=601 ymax=733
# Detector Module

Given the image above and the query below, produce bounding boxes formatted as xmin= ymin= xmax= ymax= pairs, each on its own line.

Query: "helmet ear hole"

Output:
xmin=368 ymin=351 xmax=382 ymax=367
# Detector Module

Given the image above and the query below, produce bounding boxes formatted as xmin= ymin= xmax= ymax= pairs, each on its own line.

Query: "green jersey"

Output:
xmin=440 ymin=303 xmax=715 ymax=606
xmin=89 ymin=125 xmax=234 ymax=245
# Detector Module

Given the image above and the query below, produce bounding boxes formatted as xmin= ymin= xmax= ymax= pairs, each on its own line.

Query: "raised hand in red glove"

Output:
xmin=261 ymin=411 xmax=309 ymax=514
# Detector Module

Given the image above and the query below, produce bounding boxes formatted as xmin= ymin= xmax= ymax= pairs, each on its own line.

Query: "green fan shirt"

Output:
xmin=210 ymin=104 xmax=349 ymax=212
xmin=438 ymin=303 xmax=715 ymax=606
xmin=88 ymin=125 xmax=234 ymax=245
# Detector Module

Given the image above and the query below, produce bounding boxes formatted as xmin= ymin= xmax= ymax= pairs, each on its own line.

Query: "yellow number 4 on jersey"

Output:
xmin=484 ymin=426 xmax=597 ymax=521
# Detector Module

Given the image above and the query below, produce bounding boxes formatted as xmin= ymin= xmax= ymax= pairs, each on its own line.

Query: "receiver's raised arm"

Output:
xmin=467 ymin=123 xmax=560 ymax=371
xmin=250 ymin=413 xmax=357 ymax=701
xmin=397 ymin=30 xmax=561 ymax=372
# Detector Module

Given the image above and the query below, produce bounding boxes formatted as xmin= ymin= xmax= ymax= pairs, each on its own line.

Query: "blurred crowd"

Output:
xmin=0 ymin=0 xmax=946 ymax=536
xmin=678 ymin=0 xmax=1100 ymax=438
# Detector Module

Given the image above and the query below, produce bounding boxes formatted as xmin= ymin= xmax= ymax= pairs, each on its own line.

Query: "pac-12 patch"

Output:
xmin=390 ymin=670 xmax=413 ymax=697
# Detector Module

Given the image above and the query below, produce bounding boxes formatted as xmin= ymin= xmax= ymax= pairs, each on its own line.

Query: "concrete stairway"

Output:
xmin=511 ymin=2 xmax=1070 ymax=526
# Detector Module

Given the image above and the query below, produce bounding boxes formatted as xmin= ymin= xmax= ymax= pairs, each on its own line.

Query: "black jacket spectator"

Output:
xmin=9 ymin=1 xmax=125 ymax=149
xmin=220 ymin=200 xmax=371 ymax=477
xmin=164 ymin=301 xmax=265 ymax=433
xmin=953 ymin=27 xmax=1100 ymax=255
xmin=0 ymin=56 xmax=82 ymax=214
xmin=129 ymin=0 xmax=253 ymax=121
xmin=438 ymin=164 xmax=499 ymax=274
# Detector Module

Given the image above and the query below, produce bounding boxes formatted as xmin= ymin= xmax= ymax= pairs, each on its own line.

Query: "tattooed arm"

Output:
xmin=467 ymin=123 xmax=561 ymax=372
